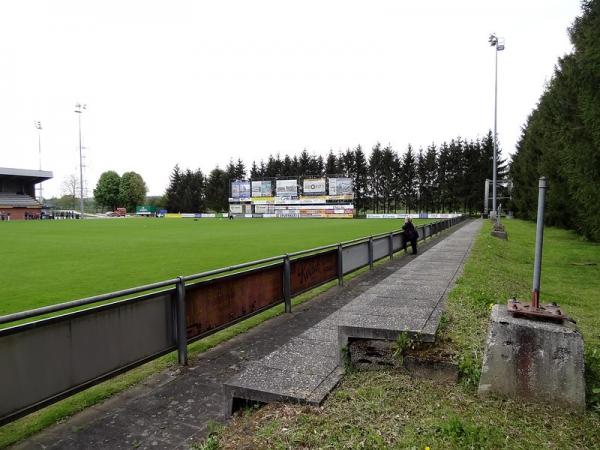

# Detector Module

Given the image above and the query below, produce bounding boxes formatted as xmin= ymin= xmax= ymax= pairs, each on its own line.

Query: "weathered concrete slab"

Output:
xmin=478 ymin=305 xmax=585 ymax=410
xmin=225 ymin=220 xmax=483 ymax=413
xmin=338 ymin=220 xmax=481 ymax=356
xmin=260 ymin=349 xmax=338 ymax=377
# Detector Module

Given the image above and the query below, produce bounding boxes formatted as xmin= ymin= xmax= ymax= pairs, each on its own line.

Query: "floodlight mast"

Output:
xmin=75 ymin=103 xmax=87 ymax=219
xmin=489 ymin=33 xmax=504 ymax=217
xmin=34 ymin=121 xmax=43 ymax=202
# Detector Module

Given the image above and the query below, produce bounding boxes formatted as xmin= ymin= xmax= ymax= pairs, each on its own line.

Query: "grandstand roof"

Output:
xmin=0 ymin=167 xmax=53 ymax=183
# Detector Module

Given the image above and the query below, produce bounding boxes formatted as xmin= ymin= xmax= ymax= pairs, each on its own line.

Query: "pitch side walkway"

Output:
xmin=13 ymin=220 xmax=481 ymax=450
xmin=224 ymin=220 xmax=482 ymax=410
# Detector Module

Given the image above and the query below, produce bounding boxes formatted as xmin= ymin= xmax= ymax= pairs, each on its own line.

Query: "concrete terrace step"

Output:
xmin=224 ymin=220 xmax=482 ymax=413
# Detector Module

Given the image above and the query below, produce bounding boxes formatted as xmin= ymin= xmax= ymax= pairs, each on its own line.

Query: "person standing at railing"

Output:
xmin=402 ymin=217 xmax=419 ymax=255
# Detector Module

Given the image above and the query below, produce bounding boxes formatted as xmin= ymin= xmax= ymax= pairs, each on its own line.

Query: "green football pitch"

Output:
xmin=0 ymin=217 xmax=427 ymax=316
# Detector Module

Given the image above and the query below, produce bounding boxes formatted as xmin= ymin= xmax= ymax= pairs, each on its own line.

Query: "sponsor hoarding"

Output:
xmin=302 ymin=178 xmax=326 ymax=195
xmin=275 ymin=179 xmax=298 ymax=197
xmin=251 ymin=180 xmax=272 ymax=197
xmin=135 ymin=205 xmax=156 ymax=215
xmin=366 ymin=213 xmax=462 ymax=219
xmin=231 ymin=180 xmax=251 ymax=199
xmin=229 ymin=204 xmax=243 ymax=214
xmin=328 ymin=177 xmax=353 ymax=197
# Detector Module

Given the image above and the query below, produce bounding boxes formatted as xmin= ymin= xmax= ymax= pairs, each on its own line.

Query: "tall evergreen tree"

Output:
xmin=250 ymin=161 xmax=260 ymax=179
xmin=368 ymin=143 xmax=384 ymax=212
xmin=298 ymin=149 xmax=311 ymax=175
xmin=380 ymin=146 xmax=395 ymax=213
xmin=204 ymin=167 xmax=228 ymax=212
xmin=416 ymin=149 xmax=427 ymax=212
xmin=423 ymin=144 xmax=438 ymax=213
xmin=282 ymin=155 xmax=293 ymax=176
xmin=235 ymin=158 xmax=246 ymax=179
xmin=325 ymin=150 xmax=338 ymax=175
xmin=342 ymin=149 xmax=355 ymax=178
xmin=165 ymin=165 xmax=182 ymax=211
xmin=436 ymin=142 xmax=451 ymax=212
xmin=400 ymin=145 xmax=417 ymax=213
xmin=353 ymin=146 xmax=369 ymax=214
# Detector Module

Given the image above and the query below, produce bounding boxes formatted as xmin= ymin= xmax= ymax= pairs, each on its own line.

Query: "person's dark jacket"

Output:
xmin=402 ymin=221 xmax=418 ymax=241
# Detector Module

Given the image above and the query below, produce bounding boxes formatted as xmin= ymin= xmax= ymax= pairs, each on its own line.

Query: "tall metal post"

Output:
xmin=34 ymin=121 xmax=43 ymax=202
xmin=531 ymin=177 xmax=547 ymax=309
xmin=176 ymin=276 xmax=188 ymax=365
xmin=75 ymin=103 xmax=86 ymax=219
xmin=489 ymin=33 xmax=504 ymax=217
xmin=337 ymin=244 xmax=344 ymax=286
xmin=388 ymin=233 xmax=394 ymax=260
xmin=368 ymin=237 xmax=374 ymax=269
xmin=492 ymin=47 xmax=498 ymax=214
xmin=283 ymin=255 xmax=291 ymax=313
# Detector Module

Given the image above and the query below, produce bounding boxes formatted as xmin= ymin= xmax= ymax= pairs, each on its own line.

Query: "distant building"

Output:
xmin=0 ymin=167 xmax=53 ymax=220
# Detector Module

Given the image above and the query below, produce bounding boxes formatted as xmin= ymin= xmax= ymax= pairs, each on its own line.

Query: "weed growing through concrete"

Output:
xmin=341 ymin=346 xmax=353 ymax=373
xmin=392 ymin=332 xmax=414 ymax=364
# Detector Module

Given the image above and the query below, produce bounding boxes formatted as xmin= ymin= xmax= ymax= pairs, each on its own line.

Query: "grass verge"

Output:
xmin=206 ymin=219 xmax=600 ymax=449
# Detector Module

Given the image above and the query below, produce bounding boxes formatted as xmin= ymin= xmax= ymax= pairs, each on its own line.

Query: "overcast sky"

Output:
xmin=0 ymin=0 xmax=582 ymax=198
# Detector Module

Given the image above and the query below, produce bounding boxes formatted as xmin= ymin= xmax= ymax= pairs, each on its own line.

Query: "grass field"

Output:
xmin=0 ymin=217 xmax=423 ymax=316
xmin=207 ymin=219 xmax=600 ymax=449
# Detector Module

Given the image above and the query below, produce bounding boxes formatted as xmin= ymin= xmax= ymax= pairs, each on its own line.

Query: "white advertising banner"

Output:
xmin=366 ymin=213 xmax=463 ymax=219
xmin=328 ymin=177 xmax=353 ymax=196
xmin=229 ymin=204 xmax=243 ymax=214
xmin=251 ymin=180 xmax=272 ymax=197
xmin=302 ymin=178 xmax=326 ymax=195
xmin=275 ymin=179 xmax=298 ymax=197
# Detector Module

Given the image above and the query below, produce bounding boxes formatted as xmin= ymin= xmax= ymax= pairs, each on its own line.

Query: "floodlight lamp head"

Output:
xmin=488 ymin=33 xmax=498 ymax=46
xmin=34 ymin=121 xmax=42 ymax=130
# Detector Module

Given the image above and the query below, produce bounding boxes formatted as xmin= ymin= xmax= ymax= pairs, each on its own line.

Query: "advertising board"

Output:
xmin=275 ymin=179 xmax=298 ymax=197
xmin=229 ymin=204 xmax=243 ymax=214
xmin=254 ymin=204 xmax=273 ymax=214
xmin=231 ymin=180 xmax=251 ymax=199
xmin=251 ymin=180 xmax=272 ymax=197
xmin=328 ymin=177 xmax=353 ymax=196
xmin=302 ymin=178 xmax=326 ymax=195
xmin=135 ymin=205 xmax=156 ymax=215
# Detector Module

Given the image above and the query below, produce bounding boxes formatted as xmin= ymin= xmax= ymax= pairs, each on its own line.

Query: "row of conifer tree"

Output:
xmin=164 ymin=131 xmax=507 ymax=215
xmin=510 ymin=0 xmax=599 ymax=241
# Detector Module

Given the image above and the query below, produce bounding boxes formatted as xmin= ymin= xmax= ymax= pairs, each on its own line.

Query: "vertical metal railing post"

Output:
xmin=368 ymin=236 xmax=374 ymax=269
xmin=388 ymin=232 xmax=394 ymax=259
xmin=176 ymin=276 xmax=188 ymax=366
xmin=337 ymin=243 xmax=344 ymax=286
xmin=531 ymin=177 xmax=548 ymax=309
xmin=283 ymin=254 xmax=292 ymax=313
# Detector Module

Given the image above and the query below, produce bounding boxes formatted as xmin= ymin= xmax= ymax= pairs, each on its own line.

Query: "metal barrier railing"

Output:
xmin=0 ymin=216 xmax=465 ymax=425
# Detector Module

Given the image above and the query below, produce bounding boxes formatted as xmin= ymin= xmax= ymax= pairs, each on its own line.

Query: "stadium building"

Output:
xmin=0 ymin=167 xmax=53 ymax=220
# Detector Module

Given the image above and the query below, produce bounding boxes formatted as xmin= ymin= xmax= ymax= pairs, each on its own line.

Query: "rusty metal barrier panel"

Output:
xmin=185 ymin=264 xmax=284 ymax=340
xmin=290 ymin=250 xmax=338 ymax=296
xmin=0 ymin=291 xmax=176 ymax=425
